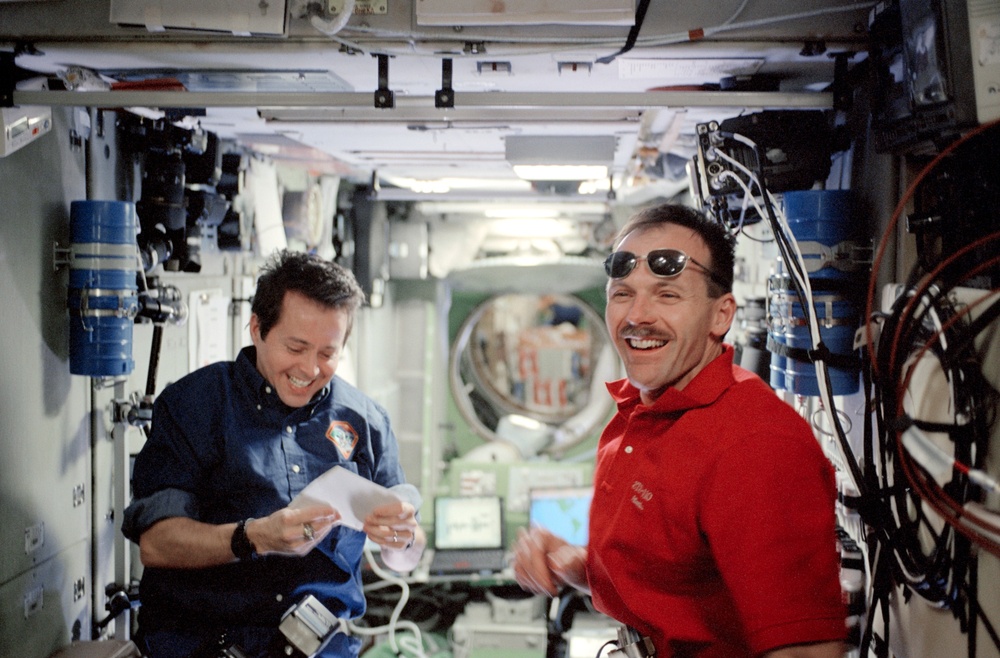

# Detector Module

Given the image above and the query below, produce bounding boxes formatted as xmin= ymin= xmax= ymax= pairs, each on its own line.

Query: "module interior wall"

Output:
xmin=0 ymin=106 xmax=93 ymax=655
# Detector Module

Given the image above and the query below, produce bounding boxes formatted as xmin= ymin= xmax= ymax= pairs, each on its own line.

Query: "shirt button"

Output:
xmin=624 ymin=446 xmax=633 ymax=454
xmin=265 ymin=386 xmax=272 ymax=394
xmin=286 ymin=426 xmax=293 ymax=434
xmin=292 ymin=464 xmax=300 ymax=473
xmin=256 ymin=404 xmax=261 ymax=411
xmin=276 ymin=594 xmax=283 ymax=602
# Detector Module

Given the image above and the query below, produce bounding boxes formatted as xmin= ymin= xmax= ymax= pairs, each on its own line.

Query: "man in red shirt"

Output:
xmin=511 ymin=203 xmax=846 ymax=658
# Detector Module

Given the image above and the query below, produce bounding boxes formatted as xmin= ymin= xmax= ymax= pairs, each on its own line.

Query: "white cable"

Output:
xmin=720 ymin=0 xmax=754 ymax=27
xmin=712 ymin=136 xmax=816 ymax=331
xmin=136 ymin=247 xmax=149 ymax=291
xmin=765 ymin=183 xmax=856 ymax=497
xmin=347 ymin=545 xmax=428 ymax=658
xmin=716 ymin=169 xmax=769 ymax=229
xmin=697 ymin=2 xmax=877 ymax=41
xmin=364 ymin=577 xmax=415 ymax=594
xmin=713 ymin=135 xmax=862 ymax=496
xmin=334 ymin=3 xmax=876 ymax=59
xmin=710 ymin=146 xmax=810 ymax=295
xmin=711 ymin=146 xmax=799 ymax=253
xmin=901 ymin=426 xmax=1000 ymax=495
xmin=309 ymin=0 xmax=356 ymax=36
xmin=735 ymin=191 xmax=751 ymax=234
xmin=349 ymin=619 xmax=428 ymax=655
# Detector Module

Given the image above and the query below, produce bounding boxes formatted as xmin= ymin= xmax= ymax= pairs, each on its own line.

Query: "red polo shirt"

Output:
xmin=588 ymin=346 xmax=846 ymax=657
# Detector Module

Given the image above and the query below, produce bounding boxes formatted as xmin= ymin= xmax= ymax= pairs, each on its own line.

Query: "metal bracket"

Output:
xmin=373 ymin=53 xmax=394 ymax=109
xmin=830 ymin=51 xmax=857 ymax=112
xmin=435 ymin=58 xmax=454 ymax=109
xmin=53 ymin=241 xmax=71 ymax=271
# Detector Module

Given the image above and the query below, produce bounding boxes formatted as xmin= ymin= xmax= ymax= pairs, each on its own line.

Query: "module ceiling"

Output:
xmin=2 ymin=0 xmax=872 ymax=203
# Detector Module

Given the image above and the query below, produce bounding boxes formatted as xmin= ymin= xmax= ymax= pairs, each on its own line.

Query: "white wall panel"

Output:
xmin=0 ymin=106 xmax=93 ymax=657
xmin=0 ymin=540 xmax=91 ymax=657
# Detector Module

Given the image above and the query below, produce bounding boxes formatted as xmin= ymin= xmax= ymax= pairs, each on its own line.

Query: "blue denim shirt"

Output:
xmin=123 ymin=346 xmax=417 ymax=656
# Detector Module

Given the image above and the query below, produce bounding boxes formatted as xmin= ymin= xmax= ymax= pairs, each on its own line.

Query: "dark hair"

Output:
xmin=252 ymin=250 xmax=366 ymax=341
xmin=612 ymin=203 xmax=735 ymax=297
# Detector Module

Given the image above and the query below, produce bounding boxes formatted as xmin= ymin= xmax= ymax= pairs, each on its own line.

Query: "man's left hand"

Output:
xmin=364 ymin=500 xmax=420 ymax=550
xmin=363 ymin=500 xmax=426 ymax=572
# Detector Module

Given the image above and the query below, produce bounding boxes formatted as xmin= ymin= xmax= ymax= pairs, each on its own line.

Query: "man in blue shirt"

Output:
xmin=123 ymin=250 xmax=426 ymax=658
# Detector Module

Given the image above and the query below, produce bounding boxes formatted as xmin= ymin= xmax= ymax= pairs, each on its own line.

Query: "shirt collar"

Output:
xmin=236 ymin=346 xmax=266 ymax=393
xmin=236 ymin=346 xmax=332 ymax=412
xmin=606 ymin=343 xmax=736 ymax=415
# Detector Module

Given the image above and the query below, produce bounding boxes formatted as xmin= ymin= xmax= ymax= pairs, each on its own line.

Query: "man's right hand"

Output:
xmin=250 ymin=504 xmax=339 ymax=556
xmin=138 ymin=504 xmax=340 ymax=568
xmin=511 ymin=527 xmax=589 ymax=597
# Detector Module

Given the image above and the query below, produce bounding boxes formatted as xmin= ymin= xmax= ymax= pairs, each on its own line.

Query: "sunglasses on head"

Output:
xmin=603 ymin=248 xmax=726 ymax=289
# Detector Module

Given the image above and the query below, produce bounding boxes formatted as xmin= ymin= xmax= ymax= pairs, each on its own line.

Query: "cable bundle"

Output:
xmin=708 ymin=117 xmax=1000 ymax=656
xmin=705 ymin=129 xmax=865 ymax=496
xmin=861 ymin=118 xmax=1000 ymax=656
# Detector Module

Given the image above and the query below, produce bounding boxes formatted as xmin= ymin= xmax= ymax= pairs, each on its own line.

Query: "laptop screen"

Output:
xmin=528 ymin=486 xmax=593 ymax=547
xmin=433 ymin=496 xmax=505 ymax=550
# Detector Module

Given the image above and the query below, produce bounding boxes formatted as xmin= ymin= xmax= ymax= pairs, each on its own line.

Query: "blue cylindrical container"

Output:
xmin=67 ymin=200 xmax=140 ymax=377
xmin=768 ymin=190 xmax=864 ymax=396
xmin=781 ymin=289 xmax=859 ymax=396
xmin=783 ymin=190 xmax=860 ymax=280
xmin=766 ymin=274 xmax=788 ymax=391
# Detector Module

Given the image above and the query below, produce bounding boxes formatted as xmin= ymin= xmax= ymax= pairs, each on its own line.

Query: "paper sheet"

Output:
xmin=289 ymin=465 xmax=402 ymax=531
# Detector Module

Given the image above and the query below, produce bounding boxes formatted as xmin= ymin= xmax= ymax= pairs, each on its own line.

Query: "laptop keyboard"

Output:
xmin=430 ymin=548 xmax=506 ymax=574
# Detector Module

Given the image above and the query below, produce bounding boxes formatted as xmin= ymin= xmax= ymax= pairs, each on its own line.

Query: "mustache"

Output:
xmin=619 ymin=327 xmax=669 ymax=341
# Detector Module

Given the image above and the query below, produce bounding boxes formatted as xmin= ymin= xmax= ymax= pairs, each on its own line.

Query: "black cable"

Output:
xmin=859 ymin=123 xmax=1000 ymax=658
xmin=874 ymin=287 xmax=966 ymax=603
xmin=961 ymin=557 xmax=1000 ymax=653
xmin=938 ymin=296 xmax=1000 ymax=374
xmin=967 ymin=554 xmax=978 ymax=656
xmin=740 ymin=137 xmax=866 ymax=494
xmin=861 ymin=339 xmax=880 ymax=488
xmin=868 ymin=274 xmax=1000 ymax=658
xmin=595 ymin=0 xmax=651 ymax=65
xmin=718 ymin=127 xmax=998 ymax=658
xmin=868 ymin=295 xmax=938 ymax=600
xmin=736 ymin=228 xmax=774 ymax=243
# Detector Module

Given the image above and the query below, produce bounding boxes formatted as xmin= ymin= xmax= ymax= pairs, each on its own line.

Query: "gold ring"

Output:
xmin=303 ymin=523 xmax=314 ymax=540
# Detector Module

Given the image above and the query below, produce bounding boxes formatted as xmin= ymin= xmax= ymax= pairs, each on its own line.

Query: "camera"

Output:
xmin=608 ymin=625 xmax=656 ymax=658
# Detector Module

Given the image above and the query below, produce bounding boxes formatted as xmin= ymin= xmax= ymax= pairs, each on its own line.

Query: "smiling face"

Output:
xmin=250 ymin=290 xmax=349 ymax=408
xmin=605 ymin=223 xmax=736 ymax=406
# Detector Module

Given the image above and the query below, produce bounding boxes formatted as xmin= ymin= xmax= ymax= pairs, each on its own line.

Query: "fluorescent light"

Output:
xmin=386 ymin=176 xmax=533 ymax=194
xmin=483 ymin=207 xmax=559 ymax=219
xmin=438 ymin=178 xmax=533 ymax=191
xmin=489 ymin=218 xmax=576 ymax=238
xmin=512 ymin=164 xmax=609 ymax=181
xmin=577 ymin=178 xmax=614 ymax=195
xmin=415 ymin=201 xmax=608 ymax=216
xmin=505 ymin=135 xmax=615 ymax=181
xmin=406 ymin=180 xmax=452 ymax=194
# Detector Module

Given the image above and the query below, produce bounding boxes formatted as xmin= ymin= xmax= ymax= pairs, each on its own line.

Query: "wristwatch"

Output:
xmin=231 ymin=518 xmax=258 ymax=561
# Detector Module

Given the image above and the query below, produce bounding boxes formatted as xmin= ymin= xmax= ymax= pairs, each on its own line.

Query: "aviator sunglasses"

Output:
xmin=603 ymin=248 xmax=727 ymax=289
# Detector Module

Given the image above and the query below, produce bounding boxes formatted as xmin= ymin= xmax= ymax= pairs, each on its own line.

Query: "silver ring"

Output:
xmin=303 ymin=523 xmax=314 ymax=540
xmin=392 ymin=532 xmax=398 ymax=543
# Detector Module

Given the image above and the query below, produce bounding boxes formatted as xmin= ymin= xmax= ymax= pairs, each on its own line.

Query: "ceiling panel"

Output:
xmin=2 ymin=0 xmax=870 ymax=205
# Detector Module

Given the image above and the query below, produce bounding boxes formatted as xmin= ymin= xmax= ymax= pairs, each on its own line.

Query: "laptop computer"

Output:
xmin=528 ymin=485 xmax=593 ymax=547
xmin=429 ymin=495 xmax=507 ymax=575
